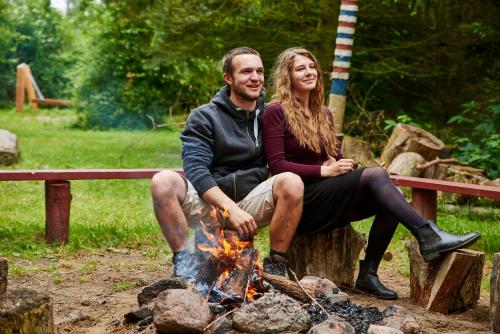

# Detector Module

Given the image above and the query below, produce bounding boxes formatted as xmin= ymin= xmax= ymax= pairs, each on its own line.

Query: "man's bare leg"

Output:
xmin=269 ymin=172 xmax=304 ymax=253
xmin=151 ymin=170 xmax=189 ymax=252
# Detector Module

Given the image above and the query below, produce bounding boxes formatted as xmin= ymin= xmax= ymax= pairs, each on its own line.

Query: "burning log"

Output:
xmin=262 ymin=272 xmax=316 ymax=303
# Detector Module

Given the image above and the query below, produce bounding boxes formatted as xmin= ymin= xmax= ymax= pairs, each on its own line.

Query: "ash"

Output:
xmin=306 ymin=293 xmax=383 ymax=334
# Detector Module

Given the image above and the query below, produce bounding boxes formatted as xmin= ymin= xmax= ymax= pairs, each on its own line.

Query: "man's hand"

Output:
xmin=224 ymin=204 xmax=258 ymax=240
xmin=320 ymin=158 xmax=355 ymax=177
xmin=202 ymin=186 xmax=257 ymax=240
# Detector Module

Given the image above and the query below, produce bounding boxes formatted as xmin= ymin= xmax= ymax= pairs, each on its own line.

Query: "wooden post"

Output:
xmin=0 ymin=257 xmax=7 ymax=296
xmin=411 ymin=188 xmax=437 ymax=222
xmin=328 ymin=0 xmax=359 ymax=134
xmin=23 ymin=65 xmax=39 ymax=111
xmin=45 ymin=180 xmax=72 ymax=244
xmin=491 ymin=253 xmax=500 ymax=333
xmin=16 ymin=64 xmax=26 ymax=113
xmin=407 ymin=240 xmax=484 ymax=314
xmin=288 ymin=224 xmax=366 ymax=288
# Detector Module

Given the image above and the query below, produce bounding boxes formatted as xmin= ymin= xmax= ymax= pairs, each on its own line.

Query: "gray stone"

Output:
xmin=153 ymin=288 xmax=211 ymax=334
xmin=326 ymin=291 xmax=350 ymax=305
xmin=54 ymin=309 xmax=91 ymax=325
xmin=208 ymin=317 xmax=233 ymax=334
xmin=138 ymin=277 xmax=189 ymax=306
xmin=308 ymin=317 xmax=355 ymax=334
xmin=367 ymin=325 xmax=404 ymax=334
xmin=0 ymin=129 xmax=19 ymax=166
xmin=124 ymin=303 xmax=153 ymax=322
xmin=381 ymin=305 xmax=420 ymax=334
xmin=232 ymin=292 xmax=311 ymax=334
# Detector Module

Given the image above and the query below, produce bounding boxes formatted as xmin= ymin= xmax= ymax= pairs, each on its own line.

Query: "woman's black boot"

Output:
xmin=413 ymin=220 xmax=480 ymax=263
xmin=354 ymin=259 xmax=398 ymax=300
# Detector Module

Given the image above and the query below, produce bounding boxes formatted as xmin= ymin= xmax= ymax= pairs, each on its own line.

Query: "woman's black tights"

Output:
xmin=340 ymin=167 xmax=428 ymax=263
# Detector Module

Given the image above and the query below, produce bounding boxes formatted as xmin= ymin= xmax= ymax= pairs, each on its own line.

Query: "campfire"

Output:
xmin=124 ymin=208 xmax=420 ymax=334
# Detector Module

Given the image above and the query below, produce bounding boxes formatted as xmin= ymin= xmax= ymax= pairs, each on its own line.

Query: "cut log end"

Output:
xmin=0 ymin=289 xmax=54 ymax=334
xmin=407 ymin=240 xmax=484 ymax=314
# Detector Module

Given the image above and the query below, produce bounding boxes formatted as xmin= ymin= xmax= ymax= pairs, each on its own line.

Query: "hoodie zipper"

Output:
xmin=245 ymin=113 xmax=257 ymax=157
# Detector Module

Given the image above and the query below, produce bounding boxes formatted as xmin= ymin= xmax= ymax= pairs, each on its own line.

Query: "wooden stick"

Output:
xmin=203 ymin=307 xmax=238 ymax=331
xmin=288 ymin=268 xmax=330 ymax=317
xmin=416 ymin=158 xmax=460 ymax=170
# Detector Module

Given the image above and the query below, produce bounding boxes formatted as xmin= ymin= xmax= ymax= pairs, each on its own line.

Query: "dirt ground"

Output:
xmin=5 ymin=249 xmax=494 ymax=334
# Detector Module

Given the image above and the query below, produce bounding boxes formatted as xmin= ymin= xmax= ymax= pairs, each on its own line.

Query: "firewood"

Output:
xmin=262 ymin=272 xmax=316 ymax=303
xmin=417 ymin=158 xmax=459 ymax=170
xmin=0 ymin=289 xmax=54 ymax=333
xmin=423 ymin=163 xmax=448 ymax=180
xmin=406 ymin=240 xmax=484 ymax=314
xmin=288 ymin=225 xmax=366 ymax=288
xmin=341 ymin=136 xmax=378 ymax=167
xmin=491 ymin=253 xmax=500 ymax=333
xmin=387 ymin=152 xmax=425 ymax=177
xmin=381 ymin=123 xmax=444 ymax=167
xmin=0 ymin=257 xmax=7 ymax=296
xmin=221 ymin=247 xmax=257 ymax=302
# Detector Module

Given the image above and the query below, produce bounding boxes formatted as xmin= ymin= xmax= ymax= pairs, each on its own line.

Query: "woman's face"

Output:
xmin=291 ymin=54 xmax=318 ymax=93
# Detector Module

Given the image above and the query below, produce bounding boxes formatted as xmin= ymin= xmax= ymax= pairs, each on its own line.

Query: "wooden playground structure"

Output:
xmin=15 ymin=63 xmax=72 ymax=112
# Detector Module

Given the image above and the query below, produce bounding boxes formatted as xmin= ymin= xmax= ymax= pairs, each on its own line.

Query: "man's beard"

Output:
xmin=232 ymin=84 xmax=261 ymax=102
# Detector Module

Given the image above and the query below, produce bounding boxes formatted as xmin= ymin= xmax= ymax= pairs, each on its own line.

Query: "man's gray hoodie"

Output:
xmin=181 ymin=86 xmax=269 ymax=202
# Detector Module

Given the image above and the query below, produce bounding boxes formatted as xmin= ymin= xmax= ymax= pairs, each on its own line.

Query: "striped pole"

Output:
xmin=328 ymin=0 xmax=359 ymax=135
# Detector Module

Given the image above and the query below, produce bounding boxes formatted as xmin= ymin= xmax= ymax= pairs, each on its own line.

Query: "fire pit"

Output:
xmin=124 ymin=209 xmax=419 ymax=334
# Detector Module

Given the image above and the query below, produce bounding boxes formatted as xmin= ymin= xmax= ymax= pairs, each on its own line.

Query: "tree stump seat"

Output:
xmin=0 ymin=257 xmax=55 ymax=334
xmin=406 ymin=240 xmax=484 ymax=314
xmin=287 ymin=224 xmax=366 ymax=288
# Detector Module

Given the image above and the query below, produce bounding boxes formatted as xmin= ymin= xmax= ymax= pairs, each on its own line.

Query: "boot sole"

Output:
xmin=352 ymin=286 xmax=398 ymax=300
xmin=422 ymin=233 xmax=481 ymax=262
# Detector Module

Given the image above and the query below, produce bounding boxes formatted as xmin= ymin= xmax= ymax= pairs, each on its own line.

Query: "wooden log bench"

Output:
xmin=0 ymin=169 xmax=498 ymax=244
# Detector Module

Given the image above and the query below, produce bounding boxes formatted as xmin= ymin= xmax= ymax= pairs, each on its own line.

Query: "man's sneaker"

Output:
xmin=263 ymin=254 xmax=288 ymax=277
xmin=172 ymin=250 xmax=197 ymax=279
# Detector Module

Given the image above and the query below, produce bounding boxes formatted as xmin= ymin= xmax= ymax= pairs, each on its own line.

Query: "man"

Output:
xmin=151 ymin=47 xmax=303 ymax=277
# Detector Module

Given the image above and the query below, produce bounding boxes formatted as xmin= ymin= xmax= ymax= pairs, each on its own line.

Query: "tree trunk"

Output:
xmin=287 ymin=225 xmax=366 ymax=288
xmin=341 ymin=136 xmax=378 ymax=167
xmin=387 ymin=152 xmax=425 ymax=176
xmin=406 ymin=240 xmax=484 ymax=314
xmin=0 ymin=258 xmax=7 ymax=296
xmin=381 ymin=124 xmax=444 ymax=167
xmin=491 ymin=253 xmax=500 ymax=333
xmin=0 ymin=290 xmax=54 ymax=334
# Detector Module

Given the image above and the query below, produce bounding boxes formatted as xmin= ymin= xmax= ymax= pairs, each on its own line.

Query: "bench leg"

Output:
xmin=45 ymin=180 xmax=72 ymax=244
xmin=412 ymin=188 xmax=437 ymax=222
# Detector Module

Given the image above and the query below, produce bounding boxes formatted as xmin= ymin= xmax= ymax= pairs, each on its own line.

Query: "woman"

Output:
xmin=263 ymin=47 xmax=480 ymax=300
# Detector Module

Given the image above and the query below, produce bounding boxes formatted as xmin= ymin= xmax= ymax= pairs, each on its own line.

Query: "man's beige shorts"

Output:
xmin=181 ymin=176 xmax=277 ymax=228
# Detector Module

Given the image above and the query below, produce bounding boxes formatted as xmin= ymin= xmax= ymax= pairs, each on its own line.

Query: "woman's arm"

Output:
xmin=263 ymin=104 xmax=321 ymax=179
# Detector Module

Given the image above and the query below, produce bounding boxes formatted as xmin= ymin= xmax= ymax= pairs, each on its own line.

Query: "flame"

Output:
xmin=196 ymin=207 xmax=265 ymax=304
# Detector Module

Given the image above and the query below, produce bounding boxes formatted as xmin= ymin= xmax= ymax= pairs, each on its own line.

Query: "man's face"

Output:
xmin=224 ymin=54 xmax=264 ymax=103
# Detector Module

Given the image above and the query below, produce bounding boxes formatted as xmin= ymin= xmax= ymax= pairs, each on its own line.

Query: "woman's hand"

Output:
xmin=322 ymin=155 xmax=336 ymax=166
xmin=320 ymin=159 xmax=355 ymax=177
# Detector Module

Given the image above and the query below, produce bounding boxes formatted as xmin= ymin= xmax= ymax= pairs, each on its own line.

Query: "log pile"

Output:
xmin=0 ymin=257 xmax=55 ymax=333
xmin=406 ymin=241 xmax=484 ymax=314
xmin=380 ymin=123 xmax=499 ymax=194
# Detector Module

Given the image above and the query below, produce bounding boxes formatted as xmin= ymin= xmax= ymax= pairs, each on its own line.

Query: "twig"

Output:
xmin=203 ymin=307 xmax=238 ymax=331
xmin=416 ymin=157 xmax=460 ymax=170
xmin=288 ymin=267 xmax=330 ymax=317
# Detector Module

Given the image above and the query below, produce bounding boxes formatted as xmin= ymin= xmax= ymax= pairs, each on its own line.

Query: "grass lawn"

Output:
xmin=0 ymin=107 xmax=498 ymax=277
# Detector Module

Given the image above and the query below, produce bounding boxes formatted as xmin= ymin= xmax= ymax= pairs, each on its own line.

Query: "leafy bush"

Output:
xmin=448 ymin=101 xmax=500 ymax=179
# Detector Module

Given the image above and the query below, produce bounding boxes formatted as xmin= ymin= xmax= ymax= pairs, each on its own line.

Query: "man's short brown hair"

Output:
xmin=221 ymin=47 xmax=261 ymax=76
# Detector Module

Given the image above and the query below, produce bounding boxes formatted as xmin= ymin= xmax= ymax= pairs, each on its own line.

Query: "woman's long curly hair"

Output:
xmin=271 ymin=47 xmax=336 ymax=155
